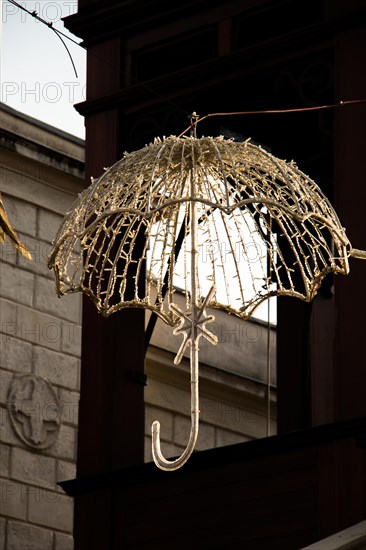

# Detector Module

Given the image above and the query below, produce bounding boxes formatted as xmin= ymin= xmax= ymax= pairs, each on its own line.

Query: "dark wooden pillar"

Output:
xmin=314 ymin=5 xmax=366 ymax=538
xmin=65 ymin=37 xmax=145 ymax=550
xmin=333 ymin=21 xmax=366 ymax=422
xmin=277 ymin=300 xmax=312 ymax=433
xmin=308 ymin=2 xmax=366 ymax=431
xmin=278 ymin=5 xmax=366 ymax=435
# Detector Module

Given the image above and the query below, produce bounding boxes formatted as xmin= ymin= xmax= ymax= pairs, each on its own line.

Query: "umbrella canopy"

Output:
xmin=48 ymin=135 xmax=352 ymax=322
xmin=48 ymin=134 xmax=364 ymax=471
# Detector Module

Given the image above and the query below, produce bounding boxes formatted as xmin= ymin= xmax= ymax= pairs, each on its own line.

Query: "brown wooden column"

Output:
xmin=76 ymin=34 xmax=145 ymax=473
xmin=277 ymin=299 xmax=312 ymax=433
xmin=315 ymin=4 xmax=366 ymax=538
xmin=333 ymin=21 xmax=366 ymax=422
xmin=67 ymin=38 xmax=145 ymax=550
xmin=305 ymin=1 xmax=366 ymax=431
xmin=278 ymin=4 xmax=366 ymax=435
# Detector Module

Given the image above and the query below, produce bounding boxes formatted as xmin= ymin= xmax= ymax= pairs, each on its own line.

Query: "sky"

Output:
xmin=1 ymin=0 xmax=86 ymax=139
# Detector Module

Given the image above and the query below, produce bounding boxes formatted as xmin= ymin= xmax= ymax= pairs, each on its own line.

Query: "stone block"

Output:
xmin=34 ymin=347 xmax=79 ymax=390
xmin=38 ymin=209 xmax=64 ymax=243
xmin=171 ymin=414 xmax=214 ymax=451
xmin=0 ymin=444 xmax=10 ymax=479
xmin=0 ymin=194 xmax=36 ymax=237
xmin=0 ymin=405 xmax=28 ymax=448
xmin=28 ymin=487 xmax=73 ymax=531
xmin=34 ymin=276 xmax=81 ymax=323
xmin=215 ymin=428 xmax=248 ymax=448
xmin=0 ymin=299 xmax=17 ymax=335
xmin=57 ymin=460 xmax=76 ymax=487
xmin=172 ymin=413 xmax=191 ymax=448
xmin=1 ymin=168 xmax=82 ymax=217
xmin=0 ymin=477 xmax=27 ymax=520
xmin=145 ymin=378 xmax=190 ymax=416
xmin=145 ymin=405 xmax=173 ymax=439
xmin=16 ymin=305 xmax=62 ymax=352
xmin=7 ymin=519 xmax=53 ymax=550
xmin=196 ymin=422 xmax=215 ymax=451
xmin=0 ymin=334 xmax=32 ymax=373
xmin=0 ymin=263 xmax=34 ymax=307
xmin=0 ymin=239 xmax=17 ymax=265
xmin=11 ymin=447 xmax=56 ymax=490
xmin=16 ymin=234 xmax=53 ymax=280
xmin=0 ymin=369 xmax=13 ymax=405
xmin=61 ymin=322 xmax=81 ymax=359
xmin=58 ymin=389 xmax=79 ymax=426
xmin=0 ymin=517 xmax=6 ymax=550
xmin=200 ymin=397 xmax=268 ymax=438
xmin=1 ymin=162 xmax=40 ymax=189
xmin=51 ymin=424 xmax=76 ymax=461
xmin=55 ymin=532 xmax=74 ymax=550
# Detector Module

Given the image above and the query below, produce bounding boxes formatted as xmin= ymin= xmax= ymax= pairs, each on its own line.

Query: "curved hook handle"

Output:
xmin=152 ymin=344 xmax=200 ymax=471
xmin=152 ymin=412 xmax=199 ymax=471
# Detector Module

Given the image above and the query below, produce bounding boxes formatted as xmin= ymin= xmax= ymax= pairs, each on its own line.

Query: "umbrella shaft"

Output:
xmin=190 ymin=170 xmax=199 ymax=313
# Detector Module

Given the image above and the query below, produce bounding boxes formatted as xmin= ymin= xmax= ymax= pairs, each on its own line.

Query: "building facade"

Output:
xmin=61 ymin=0 xmax=366 ymax=548
xmin=0 ymin=102 xmax=84 ymax=549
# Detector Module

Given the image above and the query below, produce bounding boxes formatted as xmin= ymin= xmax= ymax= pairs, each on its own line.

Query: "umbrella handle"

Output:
xmin=151 ymin=288 xmax=217 ymax=471
xmin=151 ymin=342 xmax=200 ymax=471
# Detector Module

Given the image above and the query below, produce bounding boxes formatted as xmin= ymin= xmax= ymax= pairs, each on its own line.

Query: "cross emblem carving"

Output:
xmin=8 ymin=374 xmax=61 ymax=449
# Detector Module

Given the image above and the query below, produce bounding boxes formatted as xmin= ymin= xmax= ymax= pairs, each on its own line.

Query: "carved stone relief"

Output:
xmin=7 ymin=374 xmax=61 ymax=449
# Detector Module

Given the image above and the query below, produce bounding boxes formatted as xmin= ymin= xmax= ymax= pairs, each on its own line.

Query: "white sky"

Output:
xmin=0 ymin=0 xmax=276 ymax=323
xmin=1 ymin=0 xmax=86 ymax=139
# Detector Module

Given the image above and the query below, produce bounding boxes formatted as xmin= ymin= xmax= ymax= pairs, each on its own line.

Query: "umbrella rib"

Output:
xmin=144 ymin=215 xmax=186 ymax=350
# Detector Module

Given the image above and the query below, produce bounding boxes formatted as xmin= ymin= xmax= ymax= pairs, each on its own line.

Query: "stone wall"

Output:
xmin=0 ymin=103 xmax=84 ymax=550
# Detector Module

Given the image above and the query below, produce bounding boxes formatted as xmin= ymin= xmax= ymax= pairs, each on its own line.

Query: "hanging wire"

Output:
xmin=179 ymin=99 xmax=366 ymax=138
xmin=5 ymin=0 xmax=189 ymax=118
xmin=7 ymin=0 xmax=79 ymax=77
xmin=7 ymin=0 xmax=81 ymax=46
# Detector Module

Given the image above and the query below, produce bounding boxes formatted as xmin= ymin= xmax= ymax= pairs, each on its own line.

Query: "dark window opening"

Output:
xmin=131 ymin=28 xmax=217 ymax=82
xmin=234 ymin=0 xmax=323 ymax=51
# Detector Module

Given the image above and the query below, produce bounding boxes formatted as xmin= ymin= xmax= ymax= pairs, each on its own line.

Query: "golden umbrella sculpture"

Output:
xmin=48 ymin=123 xmax=366 ymax=471
xmin=0 ymin=192 xmax=32 ymax=260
